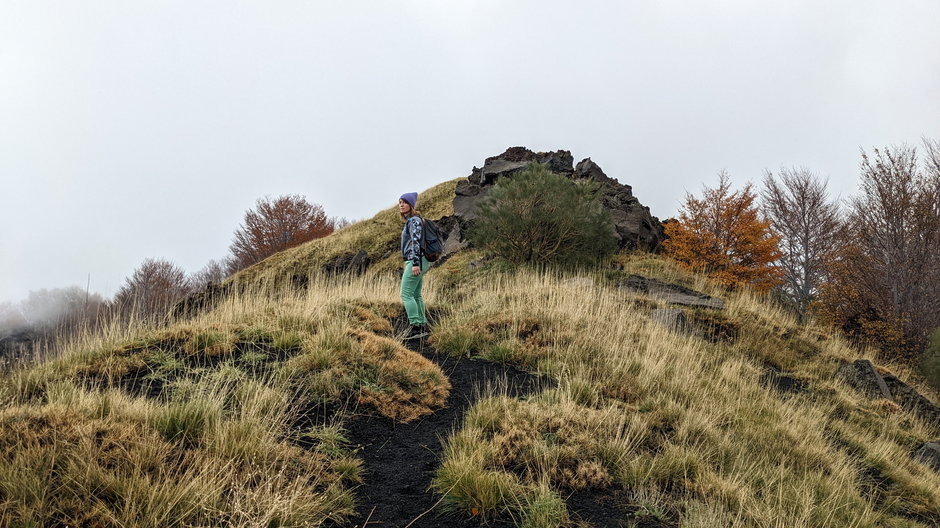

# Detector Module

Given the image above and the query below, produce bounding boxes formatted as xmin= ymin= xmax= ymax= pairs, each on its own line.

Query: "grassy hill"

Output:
xmin=1 ymin=178 xmax=938 ymax=527
xmin=228 ymin=178 xmax=460 ymax=286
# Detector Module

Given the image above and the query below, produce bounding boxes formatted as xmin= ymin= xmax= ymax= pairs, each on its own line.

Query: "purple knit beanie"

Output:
xmin=399 ymin=192 xmax=418 ymax=209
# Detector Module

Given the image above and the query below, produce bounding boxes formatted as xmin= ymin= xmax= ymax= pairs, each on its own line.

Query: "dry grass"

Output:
xmin=431 ymin=256 xmax=940 ymax=526
xmin=0 ymin=382 xmax=358 ymax=527
xmin=0 ymin=270 xmax=448 ymax=526
xmin=346 ymin=329 xmax=450 ymax=422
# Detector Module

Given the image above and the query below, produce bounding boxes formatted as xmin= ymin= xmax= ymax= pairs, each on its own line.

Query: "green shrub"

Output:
xmin=920 ymin=327 xmax=940 ymax=392
xmin=470 ymin=162 xmax=617 ymax=266
xmin=521 ymin=485 xmax=569 ymax=528
xmin=153 ymin=398 xmax=221 ymax=446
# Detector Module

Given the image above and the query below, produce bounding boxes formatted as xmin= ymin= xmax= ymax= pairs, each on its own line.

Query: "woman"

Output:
xmin=399 ymin=192 xmax=430 ymax=340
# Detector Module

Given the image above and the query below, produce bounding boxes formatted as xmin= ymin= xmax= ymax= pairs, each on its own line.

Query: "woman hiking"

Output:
xmin=399 ymin=192 xmax=430 ymax=340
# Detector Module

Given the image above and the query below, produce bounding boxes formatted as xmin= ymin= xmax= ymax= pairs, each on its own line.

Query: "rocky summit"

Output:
xmin=450 ymin=146 xmax=665 ymax=252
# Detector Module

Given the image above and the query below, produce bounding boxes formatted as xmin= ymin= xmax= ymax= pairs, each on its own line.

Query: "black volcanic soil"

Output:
xmin=344 ymin=334 xmax=539 ymax=527
xmin=340 ymin=325 xmax=679 ymax=528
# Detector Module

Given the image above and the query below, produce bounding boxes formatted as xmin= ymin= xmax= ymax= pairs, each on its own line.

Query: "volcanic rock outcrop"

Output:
xmin=450 ymin=147 xmax=665 ymax=252
xmin=837 ymin=359 xmax=940 ymax=424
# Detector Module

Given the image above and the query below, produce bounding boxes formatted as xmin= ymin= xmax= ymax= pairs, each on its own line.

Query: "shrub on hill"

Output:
xmin=469 ymin=163 xmax=617 ymax=267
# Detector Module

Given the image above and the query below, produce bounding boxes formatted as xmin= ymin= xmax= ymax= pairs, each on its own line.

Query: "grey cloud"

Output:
xmin=1 ymin=0 xmax=938 ymax=302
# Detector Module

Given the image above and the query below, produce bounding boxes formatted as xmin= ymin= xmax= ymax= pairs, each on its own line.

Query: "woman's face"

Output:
xmin=398 ymin=199 xmax=411 ymax=215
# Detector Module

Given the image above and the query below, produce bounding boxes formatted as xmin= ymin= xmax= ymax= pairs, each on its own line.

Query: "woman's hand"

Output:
xmin=412 ymin=265 xmax=421 ymax=276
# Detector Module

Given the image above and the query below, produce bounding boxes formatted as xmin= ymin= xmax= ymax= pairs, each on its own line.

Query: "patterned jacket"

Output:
xmin=400 ymin=216 xmax=423 ymax=268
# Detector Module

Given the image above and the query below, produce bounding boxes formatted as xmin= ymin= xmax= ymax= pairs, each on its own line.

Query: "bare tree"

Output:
xmin=923 ymin=135 xmax=940 ymax=177
xmin=228 ymin=195 xmax=335 ymax=272
xmin=854 ymin=146 xmax=939 ymax=324
xmin=331 ymin=216 xmax=353 ymax=231
xmin=819 ymin=142 xmax=940 ymax=360
xmin=114 ymin=258 xmax=192 ymax=320
xmin=190 ymin=258 xmax=232 ymax=290
xmin=761 ymin=167 xmax=841 ymax=318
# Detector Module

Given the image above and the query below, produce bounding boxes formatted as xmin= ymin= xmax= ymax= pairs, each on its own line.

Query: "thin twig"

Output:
xmin=359 ymin=506 xmax=376 ymax=528
xmin=402 ymin=484 xmax=454 ymax=528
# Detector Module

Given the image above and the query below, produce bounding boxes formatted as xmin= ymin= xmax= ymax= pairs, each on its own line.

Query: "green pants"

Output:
xmin=401 ymin=257 xmax=429 ymax=325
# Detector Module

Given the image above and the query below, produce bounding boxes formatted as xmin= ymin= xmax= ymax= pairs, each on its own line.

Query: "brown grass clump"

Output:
xmin=344 ymin=300 xmax=401 ymax=336
xmin=0 ymin=405 xmax=178 ymax=527
xmin=433 ymin=393 xmax=642 ymax=522
xmin=348 ymin=329 xmax=450 ymax=422
xmin=431 ymin=311 xmax=563 ymax=369
xmin=484 ymin=398 xmax=617 ymax=490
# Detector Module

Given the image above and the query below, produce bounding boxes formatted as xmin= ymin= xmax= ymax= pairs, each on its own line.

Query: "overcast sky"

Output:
xmin=1 ymin=0 xmax=938 ymax=304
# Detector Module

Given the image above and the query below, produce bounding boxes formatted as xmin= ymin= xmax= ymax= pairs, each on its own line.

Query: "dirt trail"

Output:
xmin=341 ymin=324 xmax=667 ymax=528
xmin=346 ymin=334 xmax=539 ymax=527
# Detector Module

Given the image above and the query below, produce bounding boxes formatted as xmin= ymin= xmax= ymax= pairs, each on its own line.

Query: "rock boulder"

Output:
xmin=619 ymin=275 xmax=725 ymax=309
xmin=838 ymin=359 xmax=940 ymax=423
xmin=913 ymin=442 xmax=940 ymax=471
xmin=451 ymin=147 xmax=664 ymax=252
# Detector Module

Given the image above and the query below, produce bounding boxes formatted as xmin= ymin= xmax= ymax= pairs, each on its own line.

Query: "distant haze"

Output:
xmin=1 ymin=1 xmax=939 ymax=303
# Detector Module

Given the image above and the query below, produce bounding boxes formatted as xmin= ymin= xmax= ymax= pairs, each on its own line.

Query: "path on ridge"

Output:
xmin=346 ymin=334 xmax=539 ymax=527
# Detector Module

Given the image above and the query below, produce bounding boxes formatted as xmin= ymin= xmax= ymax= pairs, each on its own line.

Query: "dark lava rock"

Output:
xmin=619 ymin=275 xmax=725 ymax=310
xmin=838 ymin=359 xmax=940 ymax=423
xmin=322 ymin=249 xmax=371 ymax=276
xmin=567 ymin=489 xmax=678 ymax=528
xmin=913 ymin=442 xmax=940 ymax=471
xmin=880 ymin=372 xmax=940 ymax=425
xmin=0 ymin=328 xmax=39 ymax=370
xmin=650 ymin=308 xmax=694 ymax=335
xmin=452 ymin=147 xmax=664 ymax=252
xmin=760 ymin=364 xmax=809 ymax=394
xmin=836 ymin=359 xmax=895 ymax=400
xmin=435 ymin=215 xmax=466 ymax=259
xmin=172 ymin=281 xmax=230 ymax=318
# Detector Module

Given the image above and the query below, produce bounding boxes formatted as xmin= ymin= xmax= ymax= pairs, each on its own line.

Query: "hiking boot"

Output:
xmin=404 ymin=325 xmax=430 ymax=341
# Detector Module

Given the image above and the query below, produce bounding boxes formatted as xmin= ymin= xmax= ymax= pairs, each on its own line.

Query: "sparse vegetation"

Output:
xmin=469 ymin=163 xmax=617 ymax=267
xmin=430 ymin=263 xmax=940 ymax=526
xmin=2 ymin=176 xmax=939 ymax=527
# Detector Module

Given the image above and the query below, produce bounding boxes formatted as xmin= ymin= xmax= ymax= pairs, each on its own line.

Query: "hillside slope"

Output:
xmin=1 ymin=178 xmax=938 ymax=527
xmin=229 ymin=178 xmax=460 ymax=286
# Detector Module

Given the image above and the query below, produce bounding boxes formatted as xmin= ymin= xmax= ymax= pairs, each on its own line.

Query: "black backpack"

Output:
xmin=419 ymin=217 xmax=444 ymax=262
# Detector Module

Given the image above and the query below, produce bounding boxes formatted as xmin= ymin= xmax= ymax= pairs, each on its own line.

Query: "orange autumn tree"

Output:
xmin=663 ymin=172 xmax=783 ymax=292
